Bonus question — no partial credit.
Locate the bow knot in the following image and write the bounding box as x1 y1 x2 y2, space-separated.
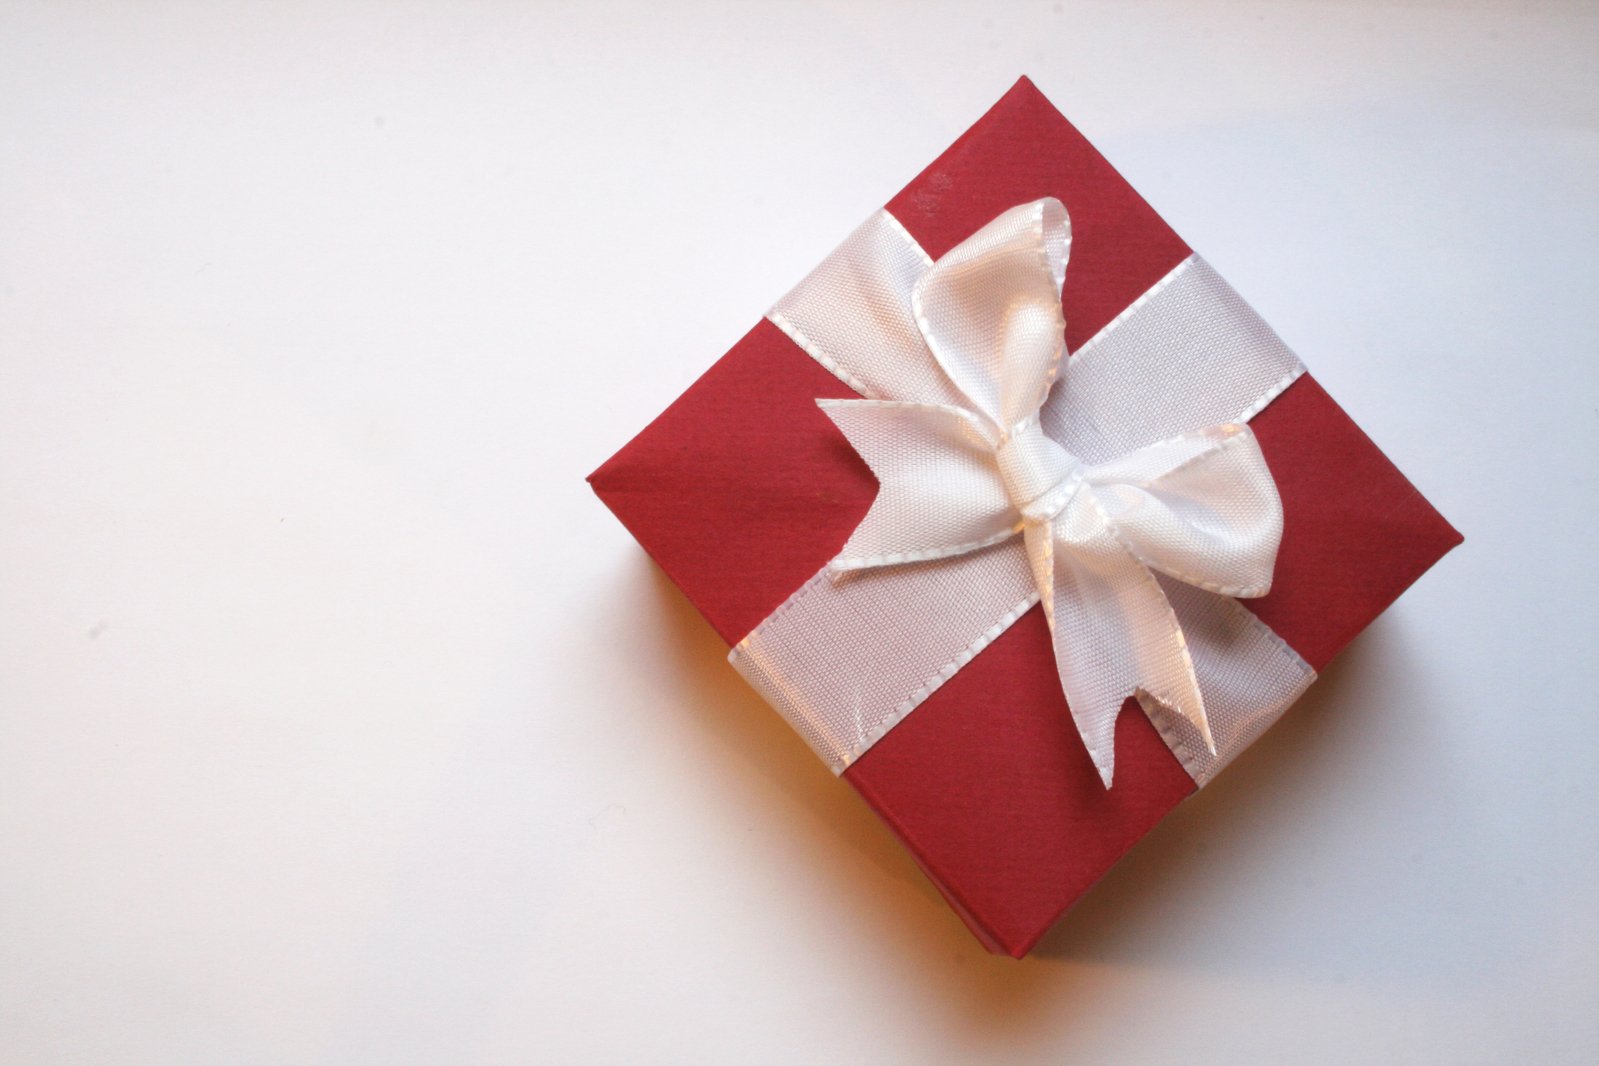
819 199 1285 787
995 417 1081 522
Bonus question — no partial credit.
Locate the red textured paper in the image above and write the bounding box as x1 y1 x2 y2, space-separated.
589 78 1461 957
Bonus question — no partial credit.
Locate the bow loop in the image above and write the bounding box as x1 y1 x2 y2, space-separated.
912 199 1070 432
1086 424 1283 598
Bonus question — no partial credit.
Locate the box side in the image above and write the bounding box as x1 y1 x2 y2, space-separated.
1247 374 1464 672
589 320 870 646
842 371 1462 957
886 77 1191 351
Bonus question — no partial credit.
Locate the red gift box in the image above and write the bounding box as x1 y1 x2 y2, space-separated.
589 77 1461 957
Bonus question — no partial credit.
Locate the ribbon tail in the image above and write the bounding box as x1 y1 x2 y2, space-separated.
1038 512 1214 788
817 399 1018 572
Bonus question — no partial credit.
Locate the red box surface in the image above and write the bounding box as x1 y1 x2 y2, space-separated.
589 78 1461 957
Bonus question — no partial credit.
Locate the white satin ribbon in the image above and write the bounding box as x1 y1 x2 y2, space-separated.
734 200 1315 787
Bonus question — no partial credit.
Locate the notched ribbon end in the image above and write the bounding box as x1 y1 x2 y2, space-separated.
1094 759 1115 791
1140 686 1220 759
1186 702 1219 759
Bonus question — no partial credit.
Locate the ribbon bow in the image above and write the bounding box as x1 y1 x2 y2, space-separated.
818 199 1285 787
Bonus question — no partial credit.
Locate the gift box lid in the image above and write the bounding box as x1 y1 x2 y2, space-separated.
588 77 1461 957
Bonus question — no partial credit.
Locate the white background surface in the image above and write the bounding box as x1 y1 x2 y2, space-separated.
2 2 1596 1063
